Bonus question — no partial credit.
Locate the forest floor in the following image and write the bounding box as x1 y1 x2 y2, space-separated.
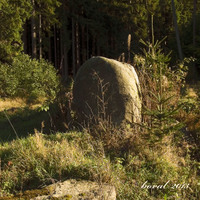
0 98 51 142
0 86 199 200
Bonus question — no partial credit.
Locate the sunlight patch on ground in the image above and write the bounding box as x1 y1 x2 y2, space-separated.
0 98 44 111
0 98 26 111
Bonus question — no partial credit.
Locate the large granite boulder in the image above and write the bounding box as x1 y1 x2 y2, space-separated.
73 56 141 125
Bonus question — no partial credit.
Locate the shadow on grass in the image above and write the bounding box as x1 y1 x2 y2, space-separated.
0 106 61 143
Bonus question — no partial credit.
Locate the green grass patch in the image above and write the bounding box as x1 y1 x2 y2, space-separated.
0 107 51 142
0 130 199 200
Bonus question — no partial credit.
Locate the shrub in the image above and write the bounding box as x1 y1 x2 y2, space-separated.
134 38 190 142
0 54 60 103
178 85 200 161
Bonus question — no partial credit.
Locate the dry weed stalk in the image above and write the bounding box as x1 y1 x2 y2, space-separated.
127 34 131 63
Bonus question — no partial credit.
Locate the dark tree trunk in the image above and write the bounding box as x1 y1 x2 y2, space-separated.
86 25 89 60
97 42 100 56
39 5 42 59
191 0 198 81
63 43 68 78
54 25 57 68
76 22 80 70
61 2 69 79
60 24 69 78
72 18 76 77
60 31 64 76
81 25 86 63
22 22 28 54
171 0 183 60
48 33 52 62
193 0 197 51
92 36 96 56
31 0 37 58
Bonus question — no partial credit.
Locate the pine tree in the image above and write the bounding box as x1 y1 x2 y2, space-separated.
0 0 32 63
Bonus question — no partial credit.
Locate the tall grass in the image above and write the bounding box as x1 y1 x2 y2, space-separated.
0 40 199 199
0 127 199 199
0 131 115 195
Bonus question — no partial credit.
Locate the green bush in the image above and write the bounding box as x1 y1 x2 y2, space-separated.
0 54 60 102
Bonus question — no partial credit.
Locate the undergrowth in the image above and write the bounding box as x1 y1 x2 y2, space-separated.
0 128 199 199
0 39 200 200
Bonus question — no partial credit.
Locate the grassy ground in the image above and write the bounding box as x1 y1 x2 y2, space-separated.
0 129 199 200
0 93 199 200
0 98 52 142
0 98 68 142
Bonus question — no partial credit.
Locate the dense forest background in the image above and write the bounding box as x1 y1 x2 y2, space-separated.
1 0 200 80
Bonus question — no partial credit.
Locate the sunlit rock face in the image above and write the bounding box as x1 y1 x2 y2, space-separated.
30 179 116 200
73 56 142 125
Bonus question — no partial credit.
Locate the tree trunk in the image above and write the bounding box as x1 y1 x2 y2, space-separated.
86 25 89 60
61 2 69 79
61 30 69 79
81 25 86 63
72 18 76 77
171 0 183 60
191 0 198 81
63 43 68 78
76 22 80 70
97 42 100 56
60 24 69 78
57 29 61 71
193 0 197 52
92 36 96 56
22 22 27 54
54 25 57 68
39 4 42 59
31 0 37 59
48 33 52 62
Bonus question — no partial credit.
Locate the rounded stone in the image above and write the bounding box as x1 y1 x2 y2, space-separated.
72 56 141 125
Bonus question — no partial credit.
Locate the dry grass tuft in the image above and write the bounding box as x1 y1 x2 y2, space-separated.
0 98 46 112
0 98 26 111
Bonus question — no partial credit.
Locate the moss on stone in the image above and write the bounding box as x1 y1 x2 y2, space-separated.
0 190 72 200
0 188 49 200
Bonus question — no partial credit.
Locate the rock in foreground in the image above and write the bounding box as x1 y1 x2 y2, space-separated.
31 179 116 200
73 56 141 125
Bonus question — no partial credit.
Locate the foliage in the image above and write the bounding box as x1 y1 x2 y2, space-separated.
0 54 60 103
136 37 172 79
0 0 199 78
178 85 200 162
35 0 61 30
134 38 188 141
182 12 200 67
0 0 32 63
